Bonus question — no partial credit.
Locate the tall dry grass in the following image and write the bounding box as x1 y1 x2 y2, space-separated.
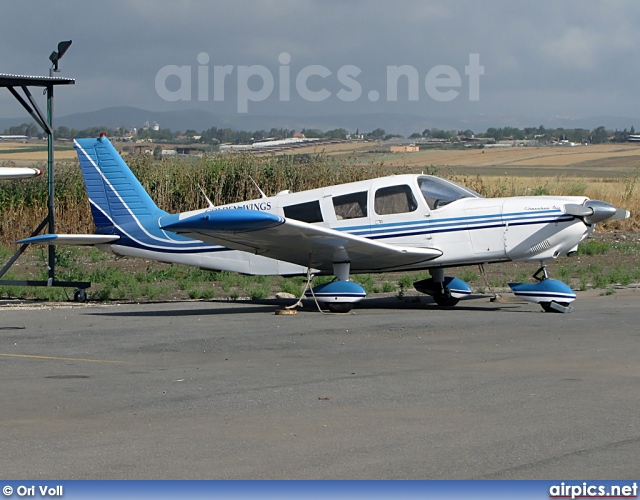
0 154 637 245
0 153 386 243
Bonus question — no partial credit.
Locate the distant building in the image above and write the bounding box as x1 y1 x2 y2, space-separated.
496 139 540 147
176 146 206 156
390 145 419 153
132 145 152 154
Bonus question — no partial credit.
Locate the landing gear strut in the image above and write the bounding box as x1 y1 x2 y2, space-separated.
532 262 549 282
430 268 459 307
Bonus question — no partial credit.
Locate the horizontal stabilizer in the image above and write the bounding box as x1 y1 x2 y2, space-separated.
162 209 285 233
15 234 120 246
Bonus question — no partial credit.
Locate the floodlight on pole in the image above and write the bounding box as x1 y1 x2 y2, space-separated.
49 40 72 74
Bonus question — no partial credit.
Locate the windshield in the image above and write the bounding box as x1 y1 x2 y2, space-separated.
418 176 483 210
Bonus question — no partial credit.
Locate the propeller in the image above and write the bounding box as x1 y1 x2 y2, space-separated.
564 200 630 224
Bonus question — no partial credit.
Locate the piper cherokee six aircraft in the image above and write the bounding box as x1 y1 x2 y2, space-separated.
17 135 630 312
0 167 42 180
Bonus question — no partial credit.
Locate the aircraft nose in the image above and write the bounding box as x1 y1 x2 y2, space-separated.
583 200 630 224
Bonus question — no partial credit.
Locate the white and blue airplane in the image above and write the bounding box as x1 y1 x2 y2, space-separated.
0 167 41 180
17 135 630 312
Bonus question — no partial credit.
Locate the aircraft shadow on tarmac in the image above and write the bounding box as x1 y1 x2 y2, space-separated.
86 295 516 318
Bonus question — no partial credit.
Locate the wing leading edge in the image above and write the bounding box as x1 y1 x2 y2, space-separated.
160 209 442 272
15 234 120 246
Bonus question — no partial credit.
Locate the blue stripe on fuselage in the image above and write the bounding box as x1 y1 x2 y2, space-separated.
336 210 572 239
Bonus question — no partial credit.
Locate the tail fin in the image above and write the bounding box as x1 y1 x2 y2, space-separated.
74 135 166 229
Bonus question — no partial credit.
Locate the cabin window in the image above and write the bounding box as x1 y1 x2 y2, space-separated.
283 200 324 223
374 185 418 215
332 191 368 220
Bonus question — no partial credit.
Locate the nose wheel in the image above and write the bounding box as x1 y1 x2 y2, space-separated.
540 301 573 313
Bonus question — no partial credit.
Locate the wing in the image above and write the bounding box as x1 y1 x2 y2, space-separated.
15 234 120 246
0 167 42 180
160 209 442 272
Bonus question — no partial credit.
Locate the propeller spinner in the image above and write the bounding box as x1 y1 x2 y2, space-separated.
564 200 630 225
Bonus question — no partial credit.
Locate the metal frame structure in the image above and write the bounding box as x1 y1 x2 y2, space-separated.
0 73 90 299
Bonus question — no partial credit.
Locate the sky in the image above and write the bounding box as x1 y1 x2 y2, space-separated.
1 0 639 131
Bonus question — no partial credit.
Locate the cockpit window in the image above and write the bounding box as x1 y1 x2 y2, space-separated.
418 176 483 210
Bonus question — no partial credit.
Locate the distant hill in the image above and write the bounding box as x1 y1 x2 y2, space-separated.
1 106 639 138
56 106 231 132
0 107 232 135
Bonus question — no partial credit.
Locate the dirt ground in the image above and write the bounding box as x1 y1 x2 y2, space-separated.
0 141 77 164
291 142 640 177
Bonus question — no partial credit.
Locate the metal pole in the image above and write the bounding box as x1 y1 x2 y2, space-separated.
47 84 55 284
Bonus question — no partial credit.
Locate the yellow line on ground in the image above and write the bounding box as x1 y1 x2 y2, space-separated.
0 353 125 364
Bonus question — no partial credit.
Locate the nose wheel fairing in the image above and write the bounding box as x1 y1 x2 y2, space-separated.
508 274 576 313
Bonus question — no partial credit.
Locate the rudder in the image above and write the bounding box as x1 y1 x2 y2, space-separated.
74 135 166 229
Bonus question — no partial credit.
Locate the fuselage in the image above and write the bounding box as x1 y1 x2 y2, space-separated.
104 174 593 276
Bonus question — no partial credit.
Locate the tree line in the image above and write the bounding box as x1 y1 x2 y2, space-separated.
3 122 638 145
409 125 637 144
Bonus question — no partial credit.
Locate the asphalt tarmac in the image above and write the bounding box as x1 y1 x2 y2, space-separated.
1 290 639 479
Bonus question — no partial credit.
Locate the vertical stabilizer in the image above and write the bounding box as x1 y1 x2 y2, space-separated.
74 136 166 229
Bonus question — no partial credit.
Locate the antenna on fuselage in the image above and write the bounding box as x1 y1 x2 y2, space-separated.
249 176 267 199
198 185 215 209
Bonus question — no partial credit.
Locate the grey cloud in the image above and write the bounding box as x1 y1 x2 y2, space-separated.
1 0 639 128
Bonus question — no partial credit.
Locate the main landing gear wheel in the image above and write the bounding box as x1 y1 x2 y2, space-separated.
326 302 354 313
432 294 460 307
414 276 471 308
